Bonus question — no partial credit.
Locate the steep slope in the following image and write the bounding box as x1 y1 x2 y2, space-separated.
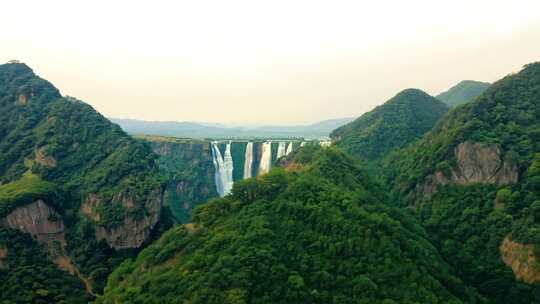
140 136 218 223
436 80 490 107
331 89 448 162
384 62 540 303
0 62 167 299
97 146 482 304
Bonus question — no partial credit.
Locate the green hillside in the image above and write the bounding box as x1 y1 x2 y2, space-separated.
331 89 448 163
436 80 490 107
384 62 540 303
97 146 482 304
0 62 168 300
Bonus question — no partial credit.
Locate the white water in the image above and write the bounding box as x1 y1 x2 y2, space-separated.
211 142 234 197
243 142 254 179
276 141 286 159
285 142 293 155
319 140 331 147
300 141 306 147
258 141 272 175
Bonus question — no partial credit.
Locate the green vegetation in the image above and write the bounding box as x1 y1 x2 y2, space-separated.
0 227 90 304
436 80 490 107
383 62 540 302
143 138 218 222
0 62 166 297
331 89 448 164
97 146 481 304
0 171 56 217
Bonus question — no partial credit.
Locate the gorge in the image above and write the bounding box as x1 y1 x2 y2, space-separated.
141 137 311 222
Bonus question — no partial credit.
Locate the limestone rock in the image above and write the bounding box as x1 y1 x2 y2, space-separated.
80 189 163 249
500 236 540 284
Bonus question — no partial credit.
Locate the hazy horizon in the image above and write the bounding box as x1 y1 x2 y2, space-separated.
2 0 540 124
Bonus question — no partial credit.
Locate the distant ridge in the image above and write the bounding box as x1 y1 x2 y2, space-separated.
436 80 490 107
110 117 354 139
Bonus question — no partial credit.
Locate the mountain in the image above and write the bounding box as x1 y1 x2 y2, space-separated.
330 89 448 162
436 80 490 107
97 146 482 304
111 117 354 139
0 62 170 301
383 62 540 303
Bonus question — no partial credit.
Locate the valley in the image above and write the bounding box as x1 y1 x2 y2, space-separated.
1 56 539 304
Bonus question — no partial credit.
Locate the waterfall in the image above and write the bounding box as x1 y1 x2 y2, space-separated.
276 141 286 159
223 142 234 193
300 141 306 147
285 142 293 155
319 140 331 147
258 141 272 175
211 142 234 197
243 142 254 179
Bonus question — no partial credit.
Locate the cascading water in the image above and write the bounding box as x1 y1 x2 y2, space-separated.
258 141 272 175
300 141 306 147
276 141 286 159
223 142 234 192
285 142 293 155
211 142 234 197
243 142 253 179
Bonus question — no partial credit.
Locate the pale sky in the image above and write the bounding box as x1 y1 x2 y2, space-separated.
2 0 540 124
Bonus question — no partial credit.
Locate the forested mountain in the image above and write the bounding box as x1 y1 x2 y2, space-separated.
111 117 353 139
97 146 482 304
436 80 490 107
330 89 448 163
0 62 169 302
383 62 540 303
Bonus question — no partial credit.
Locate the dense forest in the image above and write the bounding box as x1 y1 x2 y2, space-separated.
2 59 540 304
383 62 540 302
0 62 169 301
331 89 448 165
97 146 483 304
435 80 491 107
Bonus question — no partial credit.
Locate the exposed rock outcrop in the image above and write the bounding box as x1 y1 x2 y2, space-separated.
417 141 518 198
500 236 540 284
16 94 27 105
1 200 65 246
452 142 518 184
80 189 162 249
35 146 57 168
0 247 6 268
0 200 76 274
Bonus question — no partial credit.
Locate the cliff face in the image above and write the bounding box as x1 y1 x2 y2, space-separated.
0 200 76 273
452 142 518 184
417 141 518 198
500 236 540 284
143 138 217 222
0 246 6 268
80 189 162 249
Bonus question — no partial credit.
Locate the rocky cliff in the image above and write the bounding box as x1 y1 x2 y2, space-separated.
417 141 518 198
500 236 540 284
140 136 217 223
0 200 76 273
80 190 162 249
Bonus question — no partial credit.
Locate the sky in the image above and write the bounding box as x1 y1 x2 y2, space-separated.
2 0 540 125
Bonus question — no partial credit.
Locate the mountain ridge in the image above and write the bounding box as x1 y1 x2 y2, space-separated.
331 88 449 163
111 117 354 139
436 80 490 107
